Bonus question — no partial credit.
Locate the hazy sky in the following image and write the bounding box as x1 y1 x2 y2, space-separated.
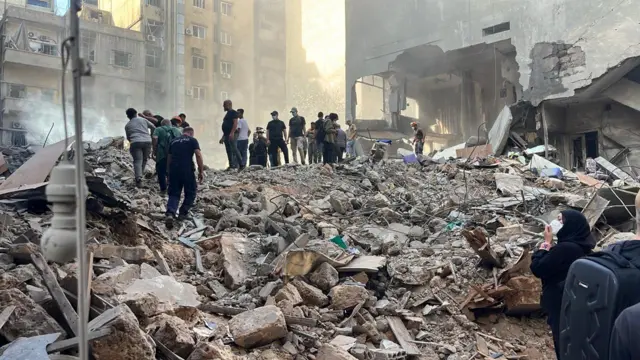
301 0 345 78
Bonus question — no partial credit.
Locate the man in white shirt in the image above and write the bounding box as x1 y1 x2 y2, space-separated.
236 109 251 170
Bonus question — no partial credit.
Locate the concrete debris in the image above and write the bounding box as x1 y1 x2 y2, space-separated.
228 305 287 348
0 135 613 359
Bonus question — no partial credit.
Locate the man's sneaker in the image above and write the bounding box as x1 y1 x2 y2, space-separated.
135 179 142 188
177 212 190 221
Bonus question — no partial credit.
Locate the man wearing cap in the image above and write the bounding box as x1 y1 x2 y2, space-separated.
266 111 289 166
288 107 307 165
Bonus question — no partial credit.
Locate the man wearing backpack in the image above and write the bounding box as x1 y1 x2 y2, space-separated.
559 190 640 360
153 119 182 194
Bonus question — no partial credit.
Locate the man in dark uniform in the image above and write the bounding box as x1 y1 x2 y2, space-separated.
266 111 289 166
165 127 204 228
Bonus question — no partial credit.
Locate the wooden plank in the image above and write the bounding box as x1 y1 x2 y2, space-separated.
87 251 94 297
0 137 72 191
595 156 639 185
88 305 126 332
153 248 174 277
456 144 493 159
387 316 421 356
31 253 79 335
194 248 205 274
576 172 603 189
47 328 112 353
0 305 16 330
461 228 503 268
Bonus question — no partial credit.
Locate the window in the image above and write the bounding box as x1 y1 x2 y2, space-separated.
41 89 55 102
84 0 98 5
192 25 206 39
111 50 132 68
220 30 232 46
191 86 206 100
220 61 232 77
81 31 97 62
193 0 204 9
482 22 510 36
146 46 162 68
221 1 232 15
145 0 161 6
113 93 129 108
38 43 57 56
192 55 205 70
8 84 26 98
220 91 228 102
27 0 51 9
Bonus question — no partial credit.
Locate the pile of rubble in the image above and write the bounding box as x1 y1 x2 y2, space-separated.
0 136 635 360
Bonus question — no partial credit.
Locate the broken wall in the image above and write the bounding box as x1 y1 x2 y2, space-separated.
345 0 640 121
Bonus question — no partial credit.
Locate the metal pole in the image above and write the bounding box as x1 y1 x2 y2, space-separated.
69 1 88 360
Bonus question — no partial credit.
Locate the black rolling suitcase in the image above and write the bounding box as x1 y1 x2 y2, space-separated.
559 246 640 360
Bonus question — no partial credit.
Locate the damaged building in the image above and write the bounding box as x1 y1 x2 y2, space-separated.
345 0 640 172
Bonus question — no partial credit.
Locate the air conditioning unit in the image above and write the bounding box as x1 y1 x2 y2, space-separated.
39 35 49 42
11 121 24 129
221 73 231 79
27 32 35 38
191 47 201 55
147 35 156 42
186 89 193 96
185 29 193 36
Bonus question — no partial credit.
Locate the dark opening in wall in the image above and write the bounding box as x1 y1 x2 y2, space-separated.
483 22 510 36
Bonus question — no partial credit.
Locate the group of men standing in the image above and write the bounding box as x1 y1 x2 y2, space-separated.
221 101 358 170
124 108 204 228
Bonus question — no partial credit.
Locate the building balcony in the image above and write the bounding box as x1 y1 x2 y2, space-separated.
4 49 61 71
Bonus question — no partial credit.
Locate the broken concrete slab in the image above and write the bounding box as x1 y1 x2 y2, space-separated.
317 343 359 360
488 106 513 155
337 256 387 273
329 190 353 215
291 278 329 307
88 244 154 263
124 275 200 308
90 305 156 360
140 263 163 279
274 282 303 305
0 288 66 342
92 264 141 296
330 285 370 310
150 314 196 359
220 233 251 290
118 292 163 318
228 305 287 349
186 340 238 360
309 262 340 292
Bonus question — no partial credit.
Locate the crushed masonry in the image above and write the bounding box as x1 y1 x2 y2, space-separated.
0 134 633 359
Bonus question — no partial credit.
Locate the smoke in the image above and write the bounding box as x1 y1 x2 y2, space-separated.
20 96 125 146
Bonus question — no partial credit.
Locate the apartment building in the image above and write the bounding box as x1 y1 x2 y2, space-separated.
0 4 145 145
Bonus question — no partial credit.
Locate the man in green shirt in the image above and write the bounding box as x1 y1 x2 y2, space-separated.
153 119 183 193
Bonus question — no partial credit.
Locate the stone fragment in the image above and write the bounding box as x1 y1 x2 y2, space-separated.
118 292 162 318
378 207 402 222
125 275 200 308
92 264 141 296
428 218 448 232
140 263 163 279
330 285 370 310
0 288 67 341
220 233 250 289
309 262 339 291
276 299 305 317
91 305 156 360
292 278 329 306
0 273 21 291
329 190 353 214
151 315 196 358
259 279 282 300
88 244 154 262
187 340 238 360
372 193 391 208
274 282 303 305
228 305 287 349
317 344 359 360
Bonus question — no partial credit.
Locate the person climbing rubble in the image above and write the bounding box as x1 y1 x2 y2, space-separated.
152 118 182 194
165 127 204 227
124 107 155 188
411 121 424 155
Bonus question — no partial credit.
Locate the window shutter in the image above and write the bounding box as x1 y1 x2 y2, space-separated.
109 50 114 65
213 54 219 73
213 25 219 43
214 0 220 12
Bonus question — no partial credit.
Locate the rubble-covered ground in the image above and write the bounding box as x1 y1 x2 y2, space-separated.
2 137 626 360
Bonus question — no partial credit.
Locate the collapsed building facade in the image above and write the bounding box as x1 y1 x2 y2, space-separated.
345 0 640 171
